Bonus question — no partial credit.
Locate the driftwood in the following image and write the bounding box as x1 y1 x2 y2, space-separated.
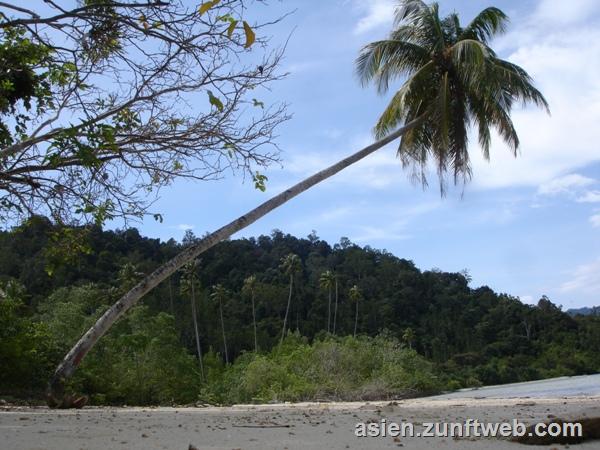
511 417 600 445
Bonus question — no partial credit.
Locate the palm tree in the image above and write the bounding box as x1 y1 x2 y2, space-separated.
117 263 144 291
402 327 415 350
180 259 204 380
210 284 229 364
332 273 340 335
279 253 301 345
349 285 362 337
242 275 259 352
1 279 26 302
356 1 547 188
319 270 335 333
48 1 548 404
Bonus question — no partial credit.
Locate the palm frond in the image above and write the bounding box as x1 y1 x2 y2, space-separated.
394 0 429 24
450 39 489 71
355 39 429 93
468 98 492 159
460 7 509 44
437 72 451 150
488 58 550 112
423 2 446 51
374 61 434 138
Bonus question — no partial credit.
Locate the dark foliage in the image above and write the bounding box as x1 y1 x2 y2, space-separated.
1 218 598 403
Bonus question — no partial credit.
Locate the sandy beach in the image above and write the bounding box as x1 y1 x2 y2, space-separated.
1 394 599 450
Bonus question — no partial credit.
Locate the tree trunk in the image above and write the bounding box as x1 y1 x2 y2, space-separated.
280 274 293 345
219 297 229 364
327 288 332 333
251 291 258 352
168 277 174 315
190 282 204 380
354 299 359 338
47 118 422 403
333 278 338 335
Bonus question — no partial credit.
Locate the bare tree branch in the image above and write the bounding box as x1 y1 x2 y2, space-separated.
0 0 289 225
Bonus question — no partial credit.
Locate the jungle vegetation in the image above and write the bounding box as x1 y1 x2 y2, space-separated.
1 218 598 405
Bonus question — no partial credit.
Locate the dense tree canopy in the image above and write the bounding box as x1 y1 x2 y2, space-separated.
1 219 598 404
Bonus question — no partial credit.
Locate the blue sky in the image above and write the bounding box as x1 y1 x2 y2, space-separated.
136 0 600 309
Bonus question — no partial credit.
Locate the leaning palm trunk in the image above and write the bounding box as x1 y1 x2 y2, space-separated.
190 282 204 380
47 118 422 404
280 274 293 346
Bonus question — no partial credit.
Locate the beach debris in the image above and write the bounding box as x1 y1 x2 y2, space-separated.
511 417 600 445
46 393 88 409
232 423 291 428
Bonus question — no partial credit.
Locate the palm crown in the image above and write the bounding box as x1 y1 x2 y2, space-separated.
280 253 301 276
356 0 549 190
210 284 228 303
242 275 257 295
319 270 335 289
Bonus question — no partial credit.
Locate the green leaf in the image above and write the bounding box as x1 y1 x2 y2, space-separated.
243 21 256 48
199 0 220 16
252 98 264 109
207 90 224 112
217 14 235 23
223 142 236 158
252 172 268 192
227 20 238 38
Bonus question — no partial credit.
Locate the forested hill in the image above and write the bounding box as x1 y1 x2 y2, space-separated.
1 217 599 404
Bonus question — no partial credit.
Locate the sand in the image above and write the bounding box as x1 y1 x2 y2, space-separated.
1 395 599 449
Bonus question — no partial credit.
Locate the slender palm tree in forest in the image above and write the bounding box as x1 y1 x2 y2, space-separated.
349 285 362 337
180 259 204 380
242 275 259 352
0 279 26 302
117 263 144 292
332 274 340 335
280 253 301 345
210 284 230 364
48 0 549 405
403 327 416 349
319 270 335 333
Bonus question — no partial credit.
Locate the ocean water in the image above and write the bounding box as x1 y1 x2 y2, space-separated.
433 373 600 399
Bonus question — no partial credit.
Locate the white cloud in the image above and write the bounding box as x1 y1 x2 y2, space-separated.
470 7 600 190
353 0 395 35
534 0 598 26
352 225 411 242
590 213 600 228
560 258 600 295
170 223 194 231
537 174 595 195
577 191 600 203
